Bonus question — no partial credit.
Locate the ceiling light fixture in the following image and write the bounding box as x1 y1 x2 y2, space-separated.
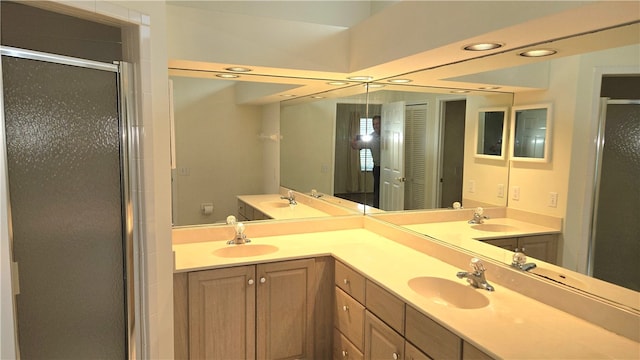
328 81 348 86
463 42 503 51
216 74 240 79
347 75 373 81
519 49 557 57
224 66 252 72
367 84 385 88
388 79 412 83
478 86 500 90
279 94 295 97
451 90 470 93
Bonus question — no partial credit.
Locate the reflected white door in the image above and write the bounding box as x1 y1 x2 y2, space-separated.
380 101 406 210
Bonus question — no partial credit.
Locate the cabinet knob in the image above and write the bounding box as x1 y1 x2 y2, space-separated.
343 278 349 285
260 277 266 284
392 352 400 360
342 305 349 312
248 279 254 285
341 350 348 358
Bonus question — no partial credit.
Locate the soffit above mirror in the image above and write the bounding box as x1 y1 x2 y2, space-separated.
169 19 638 106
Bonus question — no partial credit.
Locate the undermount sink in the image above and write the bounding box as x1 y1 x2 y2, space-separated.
408 276 490 309
213 244 279 258
471 223 518 232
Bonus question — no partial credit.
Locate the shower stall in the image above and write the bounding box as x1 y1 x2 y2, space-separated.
589 97 640 292
1 46 136 358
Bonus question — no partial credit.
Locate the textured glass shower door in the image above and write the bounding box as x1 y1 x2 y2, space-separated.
2 51 126 358
592 101 640 292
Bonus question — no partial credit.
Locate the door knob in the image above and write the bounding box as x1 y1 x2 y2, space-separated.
248 279 254 285
260 277 266 284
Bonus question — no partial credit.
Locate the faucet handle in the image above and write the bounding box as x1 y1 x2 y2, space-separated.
470 258 485 273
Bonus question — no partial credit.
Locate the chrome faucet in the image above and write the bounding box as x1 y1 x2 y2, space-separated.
280 190 297 205
457 258 495 291
468 207 489 224
511 248 537 271
227 222 251 245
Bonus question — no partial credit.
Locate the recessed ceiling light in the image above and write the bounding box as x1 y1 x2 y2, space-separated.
347 76 373 81
478 86 500 90
328 81 348 86
367 84 385 88
216 74 240 79
451 90 470 93
224 66 252 72
463 43 503 51
388 79 412 83
279 94 295 97
311 96 325 99
519 49 557 57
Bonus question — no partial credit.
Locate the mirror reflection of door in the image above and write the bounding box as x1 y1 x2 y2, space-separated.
440 99 466 208
380 101 406 210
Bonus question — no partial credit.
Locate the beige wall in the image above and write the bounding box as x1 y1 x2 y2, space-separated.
171 77 263 225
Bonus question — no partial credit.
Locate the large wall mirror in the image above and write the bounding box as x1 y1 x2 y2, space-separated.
281 84 513 212
169 17 639 312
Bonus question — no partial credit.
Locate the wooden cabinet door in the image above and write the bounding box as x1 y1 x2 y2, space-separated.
256 258 315 360
518 235 557 264
364 310 404 360
188 266 256 360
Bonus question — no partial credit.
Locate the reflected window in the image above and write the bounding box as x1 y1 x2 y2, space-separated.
359 117 374 171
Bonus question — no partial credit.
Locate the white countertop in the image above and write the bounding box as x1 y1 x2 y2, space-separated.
238 194 333 219
173 225 640 359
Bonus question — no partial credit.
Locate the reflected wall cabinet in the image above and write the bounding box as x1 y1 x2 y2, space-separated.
509 103 552 163
475 107 508 160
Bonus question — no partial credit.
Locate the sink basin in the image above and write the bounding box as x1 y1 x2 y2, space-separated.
260 201 291 209
471 223 518 232
213 244 279 258
408 277 490 309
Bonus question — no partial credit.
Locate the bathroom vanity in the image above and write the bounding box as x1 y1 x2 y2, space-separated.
172 215 639 359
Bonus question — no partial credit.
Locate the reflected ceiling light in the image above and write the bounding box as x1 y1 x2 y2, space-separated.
216 74 240 79
347 75 373 81
328 81 348 86
519 49 557 57
451 90 470 93
463 42 503 51
224 66 252 72
388 79 412 83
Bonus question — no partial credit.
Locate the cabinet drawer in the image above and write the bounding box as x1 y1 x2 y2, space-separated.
405 341 432 360
364 310 404 360
405 305 461 360
366 280 405 335
335 287 366 351
335 261 366 304
333 329 364 360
